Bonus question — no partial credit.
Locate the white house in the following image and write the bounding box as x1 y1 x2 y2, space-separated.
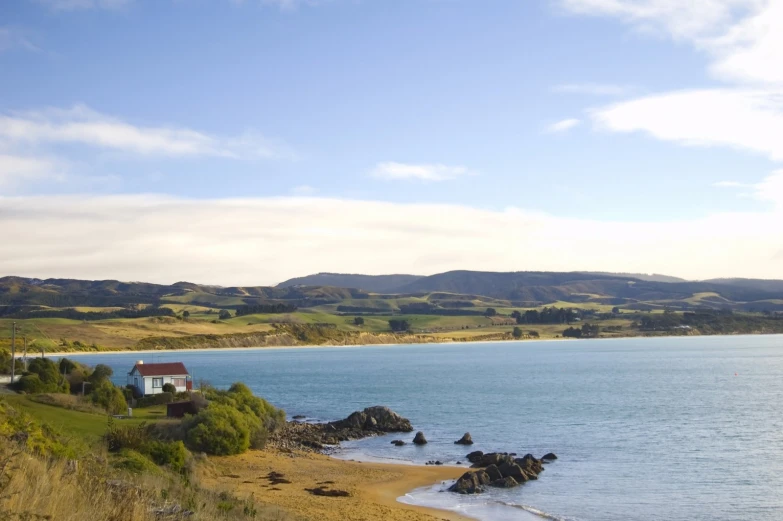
127 361 191 396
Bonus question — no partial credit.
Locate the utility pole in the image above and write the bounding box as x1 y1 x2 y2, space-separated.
10 322 16 383
22 337 27 372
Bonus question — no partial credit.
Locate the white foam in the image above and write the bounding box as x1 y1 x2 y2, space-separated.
398 483 562 521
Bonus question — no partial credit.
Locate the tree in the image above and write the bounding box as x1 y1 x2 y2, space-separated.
389 319 410 332
612 307 621 314
162 382 176 394
484 308 497 317
91 380 128 414
218 309 232 320
353 316 365 326
512 327 523 339
511 310 522 323
89 364 114 385
183 310 190 319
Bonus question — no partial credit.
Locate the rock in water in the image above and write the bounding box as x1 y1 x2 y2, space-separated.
329 406 413 433
454 433 474 445
489 476 519 488
541 452 558 461
466 451 484 464
391 440 406 446
484 464 502 482
413 431 428 445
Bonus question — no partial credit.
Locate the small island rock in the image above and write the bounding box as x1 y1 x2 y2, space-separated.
541 452 558 461
454 433 474 445
391 440 406 446
413 431 428 445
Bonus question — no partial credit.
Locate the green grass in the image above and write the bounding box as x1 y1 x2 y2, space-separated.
3 396 170 445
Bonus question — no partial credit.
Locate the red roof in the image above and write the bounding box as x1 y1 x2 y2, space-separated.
131 362 189 377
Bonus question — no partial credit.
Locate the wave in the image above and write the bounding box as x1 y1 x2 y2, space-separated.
496 501 574 521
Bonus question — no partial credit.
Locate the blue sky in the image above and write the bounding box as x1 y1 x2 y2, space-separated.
1 0 782 284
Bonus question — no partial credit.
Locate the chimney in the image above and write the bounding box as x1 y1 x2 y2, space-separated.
137 360 144 365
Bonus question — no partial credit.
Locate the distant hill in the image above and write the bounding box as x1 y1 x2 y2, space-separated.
582 272 687 283
276 273 423 293
3 270 783 312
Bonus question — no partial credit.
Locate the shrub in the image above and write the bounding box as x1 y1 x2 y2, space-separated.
105 418 150 452
17 358 68 394
162 383 176 394
91 381 128 414
147 440 187 471
112 449 160 474
183 404 252 456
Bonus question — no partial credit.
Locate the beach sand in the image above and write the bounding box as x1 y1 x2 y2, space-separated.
198 448 471 521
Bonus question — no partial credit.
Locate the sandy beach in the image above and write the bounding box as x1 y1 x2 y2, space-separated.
198 448 471 521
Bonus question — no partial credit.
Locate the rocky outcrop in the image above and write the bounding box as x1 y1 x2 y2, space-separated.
454 433 473 445
269 406 414 452
449 470 491 495
466 451 484 464
542 452 558 461
451 451 554 495
413 431 428 445
329 406 414 433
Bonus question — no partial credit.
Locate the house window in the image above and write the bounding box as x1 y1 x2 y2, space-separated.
152 378 163 388
173 378 186 388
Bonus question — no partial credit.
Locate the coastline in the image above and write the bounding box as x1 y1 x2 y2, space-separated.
199 448 472 521
36 331 780 358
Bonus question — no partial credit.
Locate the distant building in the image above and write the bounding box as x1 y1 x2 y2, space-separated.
127 361 191 396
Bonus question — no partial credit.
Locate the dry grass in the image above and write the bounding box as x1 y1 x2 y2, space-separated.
0 444 299 521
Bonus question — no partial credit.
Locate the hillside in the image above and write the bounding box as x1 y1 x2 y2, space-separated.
277 273 423 292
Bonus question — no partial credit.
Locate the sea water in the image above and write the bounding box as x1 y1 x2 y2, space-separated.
65 335 783 521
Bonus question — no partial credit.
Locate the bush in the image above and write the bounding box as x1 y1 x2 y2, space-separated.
112 449 161 474
91 381 128 414
183 404 252 456
162 383 176 394
147 440 187 471
16 374 46 394
105 418 150 452
16 358 69 394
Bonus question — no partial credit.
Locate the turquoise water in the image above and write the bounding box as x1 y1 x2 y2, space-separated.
66 335 783 521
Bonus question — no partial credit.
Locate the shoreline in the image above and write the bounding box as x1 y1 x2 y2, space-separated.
35 331 782 358
200 448 472 521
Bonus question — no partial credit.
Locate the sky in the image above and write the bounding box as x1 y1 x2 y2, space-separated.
1 0 782 285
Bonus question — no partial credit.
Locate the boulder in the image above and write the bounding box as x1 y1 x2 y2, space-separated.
391 440 406 446
484 464 502 482
449 472 484 495
413 431 428 445
541 452 558 461
454 433 473 445
515 454 543 476
489 476 519 488
477 453 514 468
498 462 529 483
466 451 484 464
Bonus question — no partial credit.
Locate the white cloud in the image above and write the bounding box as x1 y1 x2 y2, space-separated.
370 162 475 182
0 105 293 160
545 118 581 133
0 195 780 284
554 83 632 96
33 0 132 10
591 89 783 161
752 169 783 205
0 154 64 188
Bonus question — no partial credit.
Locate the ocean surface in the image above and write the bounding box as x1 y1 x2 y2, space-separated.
64 335 783 521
